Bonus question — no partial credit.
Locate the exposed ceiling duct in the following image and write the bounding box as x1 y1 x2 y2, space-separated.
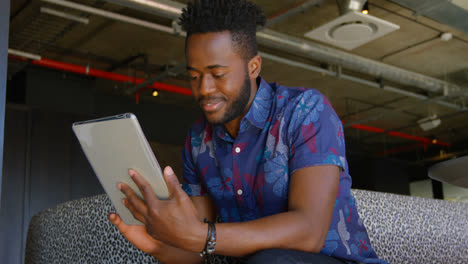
336 0 366 14
389 0 468 34
256 28 458 94
98 0 463 98
304 0 400 50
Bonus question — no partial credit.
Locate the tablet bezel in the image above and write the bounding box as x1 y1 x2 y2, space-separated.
72 113 169 225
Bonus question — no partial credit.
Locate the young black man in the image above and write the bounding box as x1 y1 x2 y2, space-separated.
109 1 386 263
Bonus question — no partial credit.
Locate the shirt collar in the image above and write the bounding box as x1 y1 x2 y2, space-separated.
243 77 275 130
213 77 274 142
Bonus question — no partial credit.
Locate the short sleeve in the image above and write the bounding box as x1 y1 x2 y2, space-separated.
181 129 206 196
288 91 346 174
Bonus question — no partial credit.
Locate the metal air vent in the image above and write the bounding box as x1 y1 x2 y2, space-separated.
304 11 400 50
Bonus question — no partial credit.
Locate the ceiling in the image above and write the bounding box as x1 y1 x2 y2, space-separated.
7 0 468 165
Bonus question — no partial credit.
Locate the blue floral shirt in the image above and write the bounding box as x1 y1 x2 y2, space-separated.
182 77 387 263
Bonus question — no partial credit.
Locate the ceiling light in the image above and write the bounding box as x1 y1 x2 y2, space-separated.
128 0 182 15
7 49 42 60
304 11 399 50
440 32 453 42
362 2 369 14
152 90 159 97
418 115 441 131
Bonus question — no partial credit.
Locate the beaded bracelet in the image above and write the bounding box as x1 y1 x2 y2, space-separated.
200 219 217 257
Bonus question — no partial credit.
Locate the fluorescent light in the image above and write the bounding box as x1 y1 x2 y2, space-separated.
7 49 42 61
41 7 89 24
418 115 441 131
129 0 182 15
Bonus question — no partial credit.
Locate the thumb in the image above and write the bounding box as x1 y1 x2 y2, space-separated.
163 166 182 197
108 213 129 234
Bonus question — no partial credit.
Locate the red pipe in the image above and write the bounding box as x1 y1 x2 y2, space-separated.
349 124 385 133
135 86 154 104
342 121 451 148
28 57 192 96
8 54 451 150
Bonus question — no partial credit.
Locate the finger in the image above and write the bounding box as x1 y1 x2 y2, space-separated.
163 166 183 199
108 213 129 233
128 169 159 206
118 182 148 215
122 198 146 224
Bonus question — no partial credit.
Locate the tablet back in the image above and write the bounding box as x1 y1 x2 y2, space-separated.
72 113 169 225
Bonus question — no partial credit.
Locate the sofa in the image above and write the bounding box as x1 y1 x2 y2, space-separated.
25 189 468 263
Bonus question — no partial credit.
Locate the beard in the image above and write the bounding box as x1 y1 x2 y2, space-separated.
205 73 252 126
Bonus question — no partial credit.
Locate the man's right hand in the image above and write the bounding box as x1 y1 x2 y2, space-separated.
108 213 162 257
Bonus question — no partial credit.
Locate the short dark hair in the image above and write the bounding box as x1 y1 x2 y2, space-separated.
179 0 266 60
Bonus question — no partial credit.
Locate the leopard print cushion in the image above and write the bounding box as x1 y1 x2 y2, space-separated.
25 195 160 263
351 189 468 263
25 190 468 263
25 195 235 264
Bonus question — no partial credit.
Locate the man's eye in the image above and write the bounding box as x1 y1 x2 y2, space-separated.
190 75 198 80
213 74 225 79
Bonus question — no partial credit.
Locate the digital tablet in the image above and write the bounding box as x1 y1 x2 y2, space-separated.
72 113 169 225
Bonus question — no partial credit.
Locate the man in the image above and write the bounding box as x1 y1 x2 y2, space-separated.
108 0 386 263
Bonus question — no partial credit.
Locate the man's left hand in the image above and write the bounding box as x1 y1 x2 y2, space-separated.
118 166 207 253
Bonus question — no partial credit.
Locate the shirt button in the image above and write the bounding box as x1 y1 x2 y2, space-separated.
237 189 243 196
235 147 241 153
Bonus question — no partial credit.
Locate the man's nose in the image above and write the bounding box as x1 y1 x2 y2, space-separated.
198 74 216 96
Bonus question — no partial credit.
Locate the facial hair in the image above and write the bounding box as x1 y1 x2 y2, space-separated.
207 73 251 125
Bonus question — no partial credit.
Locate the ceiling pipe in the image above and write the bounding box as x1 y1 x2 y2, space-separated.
97 0 464 95
266 0 324 27
128 63 186 95
40 7 90 24
41 0 177 35
256 29 460 95
8 54 192 96
341 122 450 147
259 52 464 111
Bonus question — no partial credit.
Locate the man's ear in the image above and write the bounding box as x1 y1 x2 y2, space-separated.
248 55 262 79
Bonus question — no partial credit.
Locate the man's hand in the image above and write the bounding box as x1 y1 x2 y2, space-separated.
117 166 207 253
108 213 163 256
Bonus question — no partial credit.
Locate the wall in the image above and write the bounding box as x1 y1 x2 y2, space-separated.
0 106 103 264
348 154 427 195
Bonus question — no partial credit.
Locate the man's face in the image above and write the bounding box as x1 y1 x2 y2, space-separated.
186 31 253 125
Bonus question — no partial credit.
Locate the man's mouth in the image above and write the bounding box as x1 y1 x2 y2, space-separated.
200 98 225 113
